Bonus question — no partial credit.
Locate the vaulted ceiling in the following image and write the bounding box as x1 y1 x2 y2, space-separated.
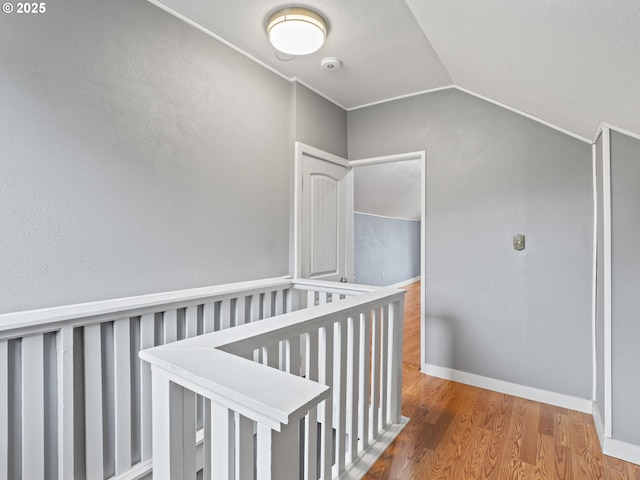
151 0 640 140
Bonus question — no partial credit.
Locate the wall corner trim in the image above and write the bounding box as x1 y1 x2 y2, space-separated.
594 404 640 465
422 363 593 414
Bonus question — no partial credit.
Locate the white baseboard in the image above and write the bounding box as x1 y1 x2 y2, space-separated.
422 363 592 413
388 277 420 289
592 401 606 447
592 401 640 466
603 437 640 466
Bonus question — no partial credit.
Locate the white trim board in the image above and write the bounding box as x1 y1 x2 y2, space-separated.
388 277 420 289
354 211 420 223
349 151 425 167
422 363 593 414
347 86 456 112
602 128 613 438
596 122 640 144
591 143 598 402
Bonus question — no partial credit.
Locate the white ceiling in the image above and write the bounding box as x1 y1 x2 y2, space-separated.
405 0 640 140
152 0 640 141
151 0 452 109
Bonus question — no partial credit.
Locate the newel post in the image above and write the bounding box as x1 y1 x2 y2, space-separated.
256 421 299 480
151 370 197 480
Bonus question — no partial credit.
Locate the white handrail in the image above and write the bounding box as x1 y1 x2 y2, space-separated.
0 276 292 336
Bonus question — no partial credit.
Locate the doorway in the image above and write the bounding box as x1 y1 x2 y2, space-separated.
350 152 426 369
294 144 426 369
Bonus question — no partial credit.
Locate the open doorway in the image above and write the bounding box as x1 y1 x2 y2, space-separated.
350 152 425 369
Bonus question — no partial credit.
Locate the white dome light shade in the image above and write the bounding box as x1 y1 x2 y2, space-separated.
267 8 327 56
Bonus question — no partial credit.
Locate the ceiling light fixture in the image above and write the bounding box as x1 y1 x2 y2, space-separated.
267 7 327 56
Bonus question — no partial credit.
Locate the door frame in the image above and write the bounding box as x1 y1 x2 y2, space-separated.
349 150 426 371
293 142 354 281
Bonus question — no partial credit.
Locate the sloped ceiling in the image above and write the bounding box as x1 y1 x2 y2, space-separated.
151 0 452 108
405 0 640 140
354 160 422 221
150 0 640 140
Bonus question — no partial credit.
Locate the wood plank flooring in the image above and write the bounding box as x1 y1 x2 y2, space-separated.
363 281 640 479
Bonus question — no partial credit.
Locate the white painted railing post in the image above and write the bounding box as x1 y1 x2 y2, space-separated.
210 402 234 479
256 422 299 480
387 299 404 424
58 326 75 479
151 370 196 480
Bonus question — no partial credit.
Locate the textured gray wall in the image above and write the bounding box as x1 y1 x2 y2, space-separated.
610 131 640 444
294 83 347 158
0 0 292 313
594 135 605 424
348 89 593 398
354 213 420 286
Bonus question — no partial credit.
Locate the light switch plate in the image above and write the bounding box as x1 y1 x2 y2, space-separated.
513 234 525 251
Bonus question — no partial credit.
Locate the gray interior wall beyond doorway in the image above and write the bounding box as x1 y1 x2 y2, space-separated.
354 213 420 286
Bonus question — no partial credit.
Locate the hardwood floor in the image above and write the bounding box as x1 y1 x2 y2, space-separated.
363 281 640 479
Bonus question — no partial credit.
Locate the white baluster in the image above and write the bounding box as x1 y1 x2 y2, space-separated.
387 300 404 424
0 340 7 480
114 319 132 474
304 330 319 480
318 325 333 480
84 324 104 479
140 314 155 461
210 402 234 479
370 309 380 438
235 413 254 480
58 326 75 479
380 306 389 430
164 309 178 344
22 334 45 478
358 312 370 451
185 306 198 338
333 320 348 475
347 316 360 464
203 302 216 333
151 372 196 480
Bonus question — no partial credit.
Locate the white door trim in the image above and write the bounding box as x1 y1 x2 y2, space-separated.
349 150 426 369
294 142 353 280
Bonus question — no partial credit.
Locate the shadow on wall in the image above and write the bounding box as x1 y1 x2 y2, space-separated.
424 313 456 369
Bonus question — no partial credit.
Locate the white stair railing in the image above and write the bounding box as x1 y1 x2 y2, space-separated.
141 285 407 480
0 277 405 480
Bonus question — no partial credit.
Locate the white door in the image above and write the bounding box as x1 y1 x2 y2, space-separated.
295 143 353 282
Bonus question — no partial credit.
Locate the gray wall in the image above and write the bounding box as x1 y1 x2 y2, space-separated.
348 89 593 399
0 0 292 313
354 213 420 286
610 131 640 444
294 83 347 158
